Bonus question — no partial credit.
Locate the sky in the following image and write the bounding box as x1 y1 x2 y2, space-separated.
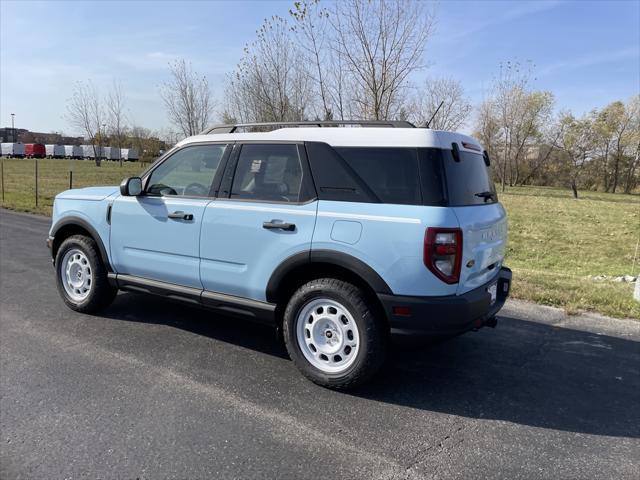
1 0 639 136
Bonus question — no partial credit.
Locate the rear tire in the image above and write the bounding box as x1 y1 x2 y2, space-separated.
55 234 117 313
283 278 387 390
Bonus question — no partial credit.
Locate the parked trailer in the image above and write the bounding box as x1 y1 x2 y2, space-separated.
64 145 83 159
1 143 25 158
104 147 121 161
81 145 105 159
25 143 46 158
81 145 94 159
122 148 139 161
46 144 66 158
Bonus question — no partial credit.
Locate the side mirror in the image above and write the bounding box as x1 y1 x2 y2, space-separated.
120 177 143 196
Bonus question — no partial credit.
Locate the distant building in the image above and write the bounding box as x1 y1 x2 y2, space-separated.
0 127 82 145
0 127 24 143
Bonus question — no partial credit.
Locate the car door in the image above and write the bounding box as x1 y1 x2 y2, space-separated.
199 143 318 301
110 143 230 288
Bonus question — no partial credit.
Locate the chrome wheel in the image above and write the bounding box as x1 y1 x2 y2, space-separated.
296 298 360 374
60 248 93 302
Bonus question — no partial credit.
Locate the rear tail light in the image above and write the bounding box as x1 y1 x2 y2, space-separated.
424 227 462 284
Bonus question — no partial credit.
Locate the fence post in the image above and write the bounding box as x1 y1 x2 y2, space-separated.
35 159 38 207
69 170 73 190
1 157 4 202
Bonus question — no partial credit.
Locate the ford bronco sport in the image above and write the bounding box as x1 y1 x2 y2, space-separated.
48 121 511 389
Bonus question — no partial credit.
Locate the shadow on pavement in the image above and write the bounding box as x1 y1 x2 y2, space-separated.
103 292 640 439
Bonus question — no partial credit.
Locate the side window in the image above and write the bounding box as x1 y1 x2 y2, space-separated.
335 147 422 205
147 144 227 197
231 144 303 202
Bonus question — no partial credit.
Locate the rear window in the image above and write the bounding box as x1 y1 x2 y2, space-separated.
442 150 497 205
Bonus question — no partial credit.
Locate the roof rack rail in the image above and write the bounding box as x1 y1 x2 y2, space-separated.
202 120 416 134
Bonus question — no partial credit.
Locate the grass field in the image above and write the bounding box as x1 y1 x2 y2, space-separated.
0 158 147 216
1 158 639 319
501 186 639 319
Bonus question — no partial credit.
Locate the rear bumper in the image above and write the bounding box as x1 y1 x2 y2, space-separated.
378 267 512 336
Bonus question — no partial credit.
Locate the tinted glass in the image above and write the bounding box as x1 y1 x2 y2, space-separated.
442 150 497 205
231 144 303 202
334 147 421 205
147 144 227 197
418 148 446 205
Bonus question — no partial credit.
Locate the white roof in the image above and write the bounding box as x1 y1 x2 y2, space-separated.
177 128 483 153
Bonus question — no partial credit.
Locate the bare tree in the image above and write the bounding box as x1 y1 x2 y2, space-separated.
331 0 435 120
130 126 165 164
556 112 593 198
160 59 213 138
158 128 181 149
223 16 311 124
130 126 150 163
478 62 554 191
603 97 639 193
290 0 332 120
625 140 640 193
591 107 615 191
66 80 104 166
475 99 501 161
411 77 472 130
326 49 351 120
106 80 127 166
517 114 566 186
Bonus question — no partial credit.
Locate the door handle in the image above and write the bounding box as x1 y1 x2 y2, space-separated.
168 211 194 221
263 221 296 231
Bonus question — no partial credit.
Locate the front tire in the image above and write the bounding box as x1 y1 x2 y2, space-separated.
55 234 117 313
283 278 387 389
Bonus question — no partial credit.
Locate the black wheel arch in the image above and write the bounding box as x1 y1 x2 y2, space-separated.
50 217 112 272
266 250 392 318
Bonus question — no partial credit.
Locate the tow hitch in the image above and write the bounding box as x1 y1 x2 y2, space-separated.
472 315 498 331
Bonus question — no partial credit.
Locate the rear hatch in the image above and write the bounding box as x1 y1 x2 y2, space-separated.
441 147 507 294
318 138 507 297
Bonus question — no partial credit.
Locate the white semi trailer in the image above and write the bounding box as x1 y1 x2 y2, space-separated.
46 144 66 158
104 147 121 161
1 143 25 157
81 145 94 159
121 148 139 161
64 145 84 159
83 145 108 159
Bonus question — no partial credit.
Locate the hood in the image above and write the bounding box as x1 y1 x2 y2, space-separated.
56 186 119 201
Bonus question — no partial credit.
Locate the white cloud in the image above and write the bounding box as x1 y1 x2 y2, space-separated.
115 51 179 71
537 46 640 77
434 0 563 44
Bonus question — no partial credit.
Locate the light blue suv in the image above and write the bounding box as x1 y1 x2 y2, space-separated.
48 121 511 389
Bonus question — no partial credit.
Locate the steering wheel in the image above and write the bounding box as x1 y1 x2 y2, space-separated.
184 182 209 196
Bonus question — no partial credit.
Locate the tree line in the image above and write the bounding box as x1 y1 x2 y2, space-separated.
476 61 639 196
65 0 639 195
65 80 179 165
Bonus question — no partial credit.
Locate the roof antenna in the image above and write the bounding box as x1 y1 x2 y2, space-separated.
425 101 444 129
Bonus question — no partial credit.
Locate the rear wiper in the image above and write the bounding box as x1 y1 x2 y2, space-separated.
474 191 496 202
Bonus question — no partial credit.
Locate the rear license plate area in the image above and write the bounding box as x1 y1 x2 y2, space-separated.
487 282 497 305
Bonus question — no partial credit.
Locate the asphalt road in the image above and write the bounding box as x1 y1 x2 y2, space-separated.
1 208 639 480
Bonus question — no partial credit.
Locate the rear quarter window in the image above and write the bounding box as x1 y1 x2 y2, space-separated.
334 147 421 205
